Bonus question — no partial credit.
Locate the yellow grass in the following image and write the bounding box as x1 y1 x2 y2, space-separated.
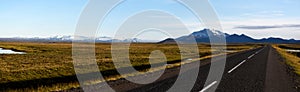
273 44 300 75
0 42 260 91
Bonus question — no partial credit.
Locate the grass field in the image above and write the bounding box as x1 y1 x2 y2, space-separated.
273 44 300 75
273 44 300 89
0 42 261 91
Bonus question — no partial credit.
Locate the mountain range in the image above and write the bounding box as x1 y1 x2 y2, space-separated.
159 29 300 44
0 36 156 43
0 29 299 43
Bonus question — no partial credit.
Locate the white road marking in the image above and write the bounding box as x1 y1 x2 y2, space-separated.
227 47 264 74
256 49 263 54
228 60 247 73
248 54 255 59
200 81 218 92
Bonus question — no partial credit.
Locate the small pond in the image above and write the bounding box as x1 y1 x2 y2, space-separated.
285 49 300 57
0 48 26 54
286 49 300 53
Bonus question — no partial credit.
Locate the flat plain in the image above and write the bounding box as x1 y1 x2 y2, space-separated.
0 42 261 91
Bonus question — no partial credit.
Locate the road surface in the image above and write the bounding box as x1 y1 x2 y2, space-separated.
71 45 298 92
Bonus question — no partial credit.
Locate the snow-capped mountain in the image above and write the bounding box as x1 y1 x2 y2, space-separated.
49 35 74 41
160 29 300 44
0 35 156 43
175 29 228 43
1 29 299 43
190 28 228 38
95 36 112 41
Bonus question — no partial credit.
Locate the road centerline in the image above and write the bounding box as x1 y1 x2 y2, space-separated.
228 48 264 74
248 54 255 59
200 81 218 92
228 60 247 73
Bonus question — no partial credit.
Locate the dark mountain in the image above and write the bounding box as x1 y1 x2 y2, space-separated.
175 28 229 43
257 38 300 43
160 29 300 44
158 38 176 44
226 34 257 43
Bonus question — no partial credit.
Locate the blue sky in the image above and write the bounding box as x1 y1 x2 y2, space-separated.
0 0 300 40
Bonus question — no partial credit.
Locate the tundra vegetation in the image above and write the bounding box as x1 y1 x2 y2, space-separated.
0 42 260 91
273 44 300 88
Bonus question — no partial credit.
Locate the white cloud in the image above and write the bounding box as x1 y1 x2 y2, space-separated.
220 18 300 39
241 11 285 18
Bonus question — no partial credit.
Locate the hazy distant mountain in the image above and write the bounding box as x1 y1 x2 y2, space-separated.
158 38 177 44
1 29 299 44
0 35 156 43
160 29 300 44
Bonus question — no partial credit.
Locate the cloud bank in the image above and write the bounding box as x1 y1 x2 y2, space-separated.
234 24 300 30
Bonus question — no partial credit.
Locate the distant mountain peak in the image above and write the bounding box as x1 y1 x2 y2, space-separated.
191 28 226 38
158 38 176 44
0 35 158 43
159 28 300 44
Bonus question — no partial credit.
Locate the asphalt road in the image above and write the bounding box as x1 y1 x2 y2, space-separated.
76 45 298 92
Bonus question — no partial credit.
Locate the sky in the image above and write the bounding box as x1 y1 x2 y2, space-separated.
0 0 300 40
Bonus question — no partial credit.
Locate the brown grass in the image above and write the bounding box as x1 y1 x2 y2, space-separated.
273 44 300 75
0 42 260 91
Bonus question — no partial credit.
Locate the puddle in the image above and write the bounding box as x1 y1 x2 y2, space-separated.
0 48 26 54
